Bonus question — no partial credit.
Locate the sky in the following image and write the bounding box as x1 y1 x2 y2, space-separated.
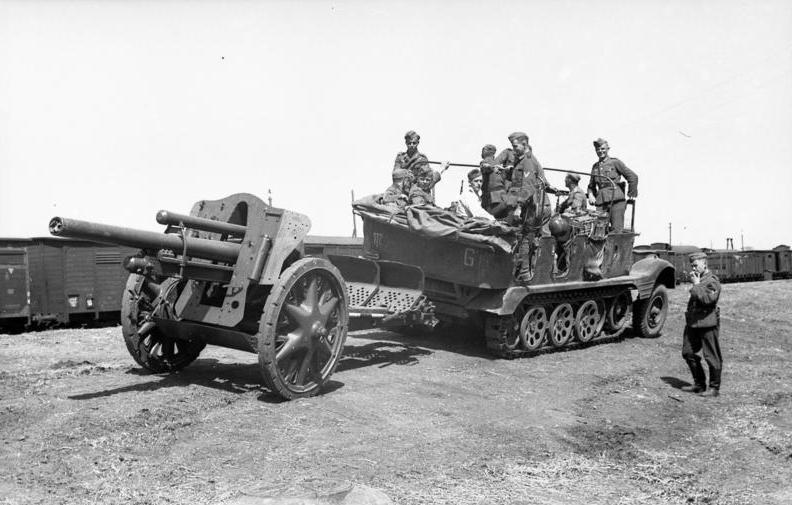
1 0 791 249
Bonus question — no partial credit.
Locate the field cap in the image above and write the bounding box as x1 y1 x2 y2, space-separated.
565 173 581 183
482 144 497 153
508 131 528 142
404 130 420 141
467 168 482 182
593 138 609 148
688 251 707 261
392 168 412 181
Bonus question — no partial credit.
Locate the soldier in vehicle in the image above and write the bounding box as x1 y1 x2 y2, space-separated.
681 252 723 397
408 166 438 206
378 168 412 210
394 130 436 180
479 144 511 219
508 132 558 234
507 132 560 282
587 138 638 232
558 173 587 215
453 168 492 220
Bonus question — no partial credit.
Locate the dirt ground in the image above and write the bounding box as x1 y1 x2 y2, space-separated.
1 280 791 505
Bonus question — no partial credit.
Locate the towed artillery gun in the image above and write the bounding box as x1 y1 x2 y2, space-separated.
50 193 433 400
49 194 338 400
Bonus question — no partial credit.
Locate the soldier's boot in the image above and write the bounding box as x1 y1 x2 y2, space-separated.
699 388 720 398
681 384 705 393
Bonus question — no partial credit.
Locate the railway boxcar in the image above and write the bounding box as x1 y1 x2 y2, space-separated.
0 246 30 326
636 243 701 284
707 249 766 282
0 237 138 327
772 245 791 279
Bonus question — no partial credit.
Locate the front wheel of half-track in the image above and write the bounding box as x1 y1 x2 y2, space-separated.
257 258 349 400
632 284 668 338
121 274 205 373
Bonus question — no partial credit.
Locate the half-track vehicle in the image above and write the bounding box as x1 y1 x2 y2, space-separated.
344 197 675 358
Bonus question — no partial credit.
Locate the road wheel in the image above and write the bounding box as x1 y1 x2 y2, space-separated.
121 274 205 373
605 290 631 332
519 306 548 350
574 300 602 343
632 284 668 338
258 257 349 400
549 303 575 347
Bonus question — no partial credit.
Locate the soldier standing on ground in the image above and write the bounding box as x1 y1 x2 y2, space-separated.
681 252 723 397
587 138 638 232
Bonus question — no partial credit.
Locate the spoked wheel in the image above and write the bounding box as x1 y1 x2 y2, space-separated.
549 303 575 347
258 258 349 400
520 306 548 350
574 300 603 343
121 274 205 373
606 290 631 332
633 284 669 338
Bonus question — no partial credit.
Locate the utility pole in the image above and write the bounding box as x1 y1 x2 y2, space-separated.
267 189 273 207
351 190 357 238
740 230 744 251
668 222 672 245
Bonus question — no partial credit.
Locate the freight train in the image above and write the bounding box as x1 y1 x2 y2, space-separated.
0 236 366 329
3 235 788 329
633 243 791 284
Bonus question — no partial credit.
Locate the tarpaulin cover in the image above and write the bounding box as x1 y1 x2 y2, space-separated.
353 194 520 253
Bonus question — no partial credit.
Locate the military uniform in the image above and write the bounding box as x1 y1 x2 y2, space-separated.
393 150 429 176
559 185 587 214
682 260 723 393
408 185 435 206
587 156 638 232
509 152 553 233
379 183 408 209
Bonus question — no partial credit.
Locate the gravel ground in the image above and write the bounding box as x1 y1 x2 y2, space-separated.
1 280 790 505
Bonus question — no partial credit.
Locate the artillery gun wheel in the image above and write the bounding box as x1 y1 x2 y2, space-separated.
519 306 548 350
632 284 668 338
258 257 349 400
549 303 575 347
121 274 205 373
574 300 604 343
605 290 631 332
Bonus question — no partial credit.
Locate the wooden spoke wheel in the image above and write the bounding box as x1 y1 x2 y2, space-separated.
258 258 349 400
605 290 631 332
121 274 205 373
548 303 575 347
519 306 548 350
574 300 603 343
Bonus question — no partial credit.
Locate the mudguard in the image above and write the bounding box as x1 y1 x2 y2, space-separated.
629 256 675 299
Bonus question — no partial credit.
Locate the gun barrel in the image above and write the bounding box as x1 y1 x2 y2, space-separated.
156 210 247 236
48 217 241 263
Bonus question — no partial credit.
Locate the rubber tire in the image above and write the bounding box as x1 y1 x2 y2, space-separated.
632 284 668 338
